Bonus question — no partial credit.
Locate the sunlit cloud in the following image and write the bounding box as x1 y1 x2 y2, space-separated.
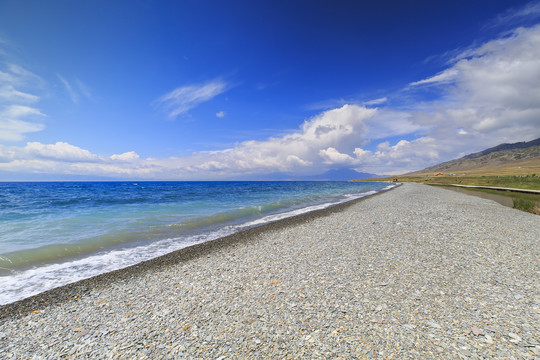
2 23 540 179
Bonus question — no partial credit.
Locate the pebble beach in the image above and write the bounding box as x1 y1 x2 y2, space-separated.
1 183 539 359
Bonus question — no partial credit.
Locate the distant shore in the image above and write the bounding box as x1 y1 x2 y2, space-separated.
1 183 538 358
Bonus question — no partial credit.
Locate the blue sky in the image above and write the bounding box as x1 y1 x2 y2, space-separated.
1 0 540 180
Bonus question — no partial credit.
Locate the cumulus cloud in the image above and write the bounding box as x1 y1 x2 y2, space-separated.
110 151 140 162
0 142 154 178
3 23 540 179
25 142 101 162
154 79 229 118
0 105 375 178
416 25 540 140
216 111 226 118
319 147 355 165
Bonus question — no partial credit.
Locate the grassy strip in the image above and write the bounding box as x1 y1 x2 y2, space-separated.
432 185 540 215
513 199 540 215
360 174 540 191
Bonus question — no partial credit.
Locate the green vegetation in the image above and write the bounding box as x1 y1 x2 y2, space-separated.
434 185 540 215
513 199 540 215
362 174 540 190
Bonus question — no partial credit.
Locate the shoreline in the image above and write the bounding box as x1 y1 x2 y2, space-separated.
0 184 399 319
2 183 538 358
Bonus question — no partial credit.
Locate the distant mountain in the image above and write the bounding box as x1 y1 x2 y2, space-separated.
463 137 540 159
306 168 378 181
414 137 540 174
234 168 378 181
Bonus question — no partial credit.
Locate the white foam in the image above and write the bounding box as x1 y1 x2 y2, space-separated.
0 186 392 305
0 229 231 305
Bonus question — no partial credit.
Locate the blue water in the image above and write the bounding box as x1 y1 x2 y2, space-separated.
0 181 395 305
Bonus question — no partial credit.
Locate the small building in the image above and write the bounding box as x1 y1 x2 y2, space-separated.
434 172 444 177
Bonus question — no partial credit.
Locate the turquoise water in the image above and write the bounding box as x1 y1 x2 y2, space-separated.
0 181 395 304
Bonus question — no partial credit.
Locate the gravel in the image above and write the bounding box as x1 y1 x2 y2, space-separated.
1 183 539 359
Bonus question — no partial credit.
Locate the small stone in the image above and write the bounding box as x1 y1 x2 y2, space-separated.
471 327 485 336
427 321 441 329
508 333 522 343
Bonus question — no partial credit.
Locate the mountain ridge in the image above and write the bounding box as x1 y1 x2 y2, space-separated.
413 137 540 174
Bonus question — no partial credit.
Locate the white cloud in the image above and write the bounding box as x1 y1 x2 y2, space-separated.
363 97 388 106
57 75 92 103
0 105 45 141
430 25 540 139
24 142 100 162
348 24 540 174
154 79 229 118
319 147 355 165
216 111 226 118
75 79 92 99
487 1 540 29
0 105 376 178
0 57 45 142
110 151 140 162
314 24 540 175
0 85 39 103
58 75 79 103
0 64 43 87
0 118 44 142
0 142 154 178
409 68 459 86
307 96 388 111
3 23 540 179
